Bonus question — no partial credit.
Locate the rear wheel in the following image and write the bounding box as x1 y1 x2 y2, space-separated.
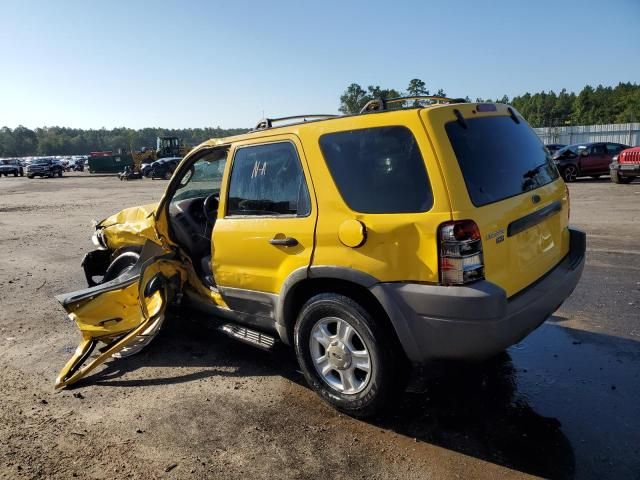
163 170 172 180
294 293 403 418
562 165 578 182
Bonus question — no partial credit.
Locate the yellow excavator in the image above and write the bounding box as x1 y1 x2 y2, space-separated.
122 137 191 179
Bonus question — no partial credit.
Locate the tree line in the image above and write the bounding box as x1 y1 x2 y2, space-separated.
339 80 640 127
0 126 249 158
2 81 639 157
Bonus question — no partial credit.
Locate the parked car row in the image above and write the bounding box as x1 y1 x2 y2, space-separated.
26 158 65 178
545 142 637 184
0 158 24 176
0 155 89 179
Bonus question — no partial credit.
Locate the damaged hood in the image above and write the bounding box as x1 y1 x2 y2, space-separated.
95 203 160 250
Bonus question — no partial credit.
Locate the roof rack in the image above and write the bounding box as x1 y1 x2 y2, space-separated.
255 114 339 130
359 95 464 114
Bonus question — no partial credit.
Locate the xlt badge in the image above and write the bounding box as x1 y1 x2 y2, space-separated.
486 228 505 244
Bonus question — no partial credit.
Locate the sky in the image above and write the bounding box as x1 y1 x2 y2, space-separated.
1 0 639 130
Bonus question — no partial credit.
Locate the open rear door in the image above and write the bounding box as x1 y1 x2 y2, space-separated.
54 241 186 389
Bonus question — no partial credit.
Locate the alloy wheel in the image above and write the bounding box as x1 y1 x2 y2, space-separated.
564 165 578 182
309 316 372 395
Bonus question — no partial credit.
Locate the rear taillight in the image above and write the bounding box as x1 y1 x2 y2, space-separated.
438 220 484 285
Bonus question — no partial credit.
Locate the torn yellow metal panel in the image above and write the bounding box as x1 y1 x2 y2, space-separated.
55 255 186 389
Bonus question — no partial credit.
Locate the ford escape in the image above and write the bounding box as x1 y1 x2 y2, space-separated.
54 97 585 417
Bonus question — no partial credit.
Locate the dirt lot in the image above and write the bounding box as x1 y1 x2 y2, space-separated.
1 173 639 479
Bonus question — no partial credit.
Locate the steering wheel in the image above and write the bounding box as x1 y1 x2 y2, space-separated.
203 194 219 225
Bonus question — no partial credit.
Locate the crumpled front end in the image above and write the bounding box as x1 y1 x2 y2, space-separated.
92 203 161 251
54 198 186 390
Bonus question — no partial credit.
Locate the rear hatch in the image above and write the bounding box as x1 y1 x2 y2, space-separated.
421 104 570 298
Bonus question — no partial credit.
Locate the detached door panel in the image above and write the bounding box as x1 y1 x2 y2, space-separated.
212 137 316 295
55 241 185 388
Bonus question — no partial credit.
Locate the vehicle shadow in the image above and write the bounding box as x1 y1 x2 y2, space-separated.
572 177 610 183
376 355 576 479
72 311 640 479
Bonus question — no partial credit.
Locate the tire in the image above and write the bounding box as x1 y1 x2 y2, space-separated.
163 170 172 180
19 169 24 177
58 170 63 177
27 175 34 179
294 293 403 418
102 251 140 283
611 170 634 184
562 165 578 182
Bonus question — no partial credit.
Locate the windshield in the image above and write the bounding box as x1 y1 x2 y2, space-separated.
0 160 11 165
554 145 586 157
171 150 228 203
32 159 51 165
446 116 559 207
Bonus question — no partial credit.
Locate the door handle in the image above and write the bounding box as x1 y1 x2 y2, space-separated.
269 236 299 247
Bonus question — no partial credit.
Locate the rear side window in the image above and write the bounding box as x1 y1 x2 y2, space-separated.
606 143 625 154
445 116 559 207
227 142 311 216
319 126 433 213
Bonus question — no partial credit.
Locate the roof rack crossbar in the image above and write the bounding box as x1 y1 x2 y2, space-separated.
359 95 462 114
255 114 339 130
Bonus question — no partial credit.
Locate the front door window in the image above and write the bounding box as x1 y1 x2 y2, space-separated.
226 142 310 217
167 149 228 266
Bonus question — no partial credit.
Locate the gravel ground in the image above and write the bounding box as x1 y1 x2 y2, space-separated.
0 172 638 479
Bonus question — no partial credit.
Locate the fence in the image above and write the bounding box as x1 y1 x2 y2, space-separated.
534 123 640 146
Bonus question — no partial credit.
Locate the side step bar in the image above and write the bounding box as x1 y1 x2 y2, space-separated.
219 323 276 351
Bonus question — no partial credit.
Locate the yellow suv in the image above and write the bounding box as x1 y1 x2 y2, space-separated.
55 97 585 417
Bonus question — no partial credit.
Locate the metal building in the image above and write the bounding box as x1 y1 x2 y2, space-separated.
534 123 640 146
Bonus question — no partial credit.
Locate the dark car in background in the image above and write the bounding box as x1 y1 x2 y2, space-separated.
0 159 24 177
140 163 153 177
553 142 630 182
26 158 64 178
610 146 639 184
545 143 566 155
149 157 181 180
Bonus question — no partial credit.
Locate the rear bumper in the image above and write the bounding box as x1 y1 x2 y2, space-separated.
610 161 640 177
371 227 586 364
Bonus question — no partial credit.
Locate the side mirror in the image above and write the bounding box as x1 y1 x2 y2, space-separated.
580 149 589 157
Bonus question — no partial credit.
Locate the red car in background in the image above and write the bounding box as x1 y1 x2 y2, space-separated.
553 142 630 182
610 147 640 184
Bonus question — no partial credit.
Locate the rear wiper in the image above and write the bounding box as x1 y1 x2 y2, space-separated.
523 162 550 179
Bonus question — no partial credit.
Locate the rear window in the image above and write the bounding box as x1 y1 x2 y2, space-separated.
319 126 433 213
445 116 559 207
